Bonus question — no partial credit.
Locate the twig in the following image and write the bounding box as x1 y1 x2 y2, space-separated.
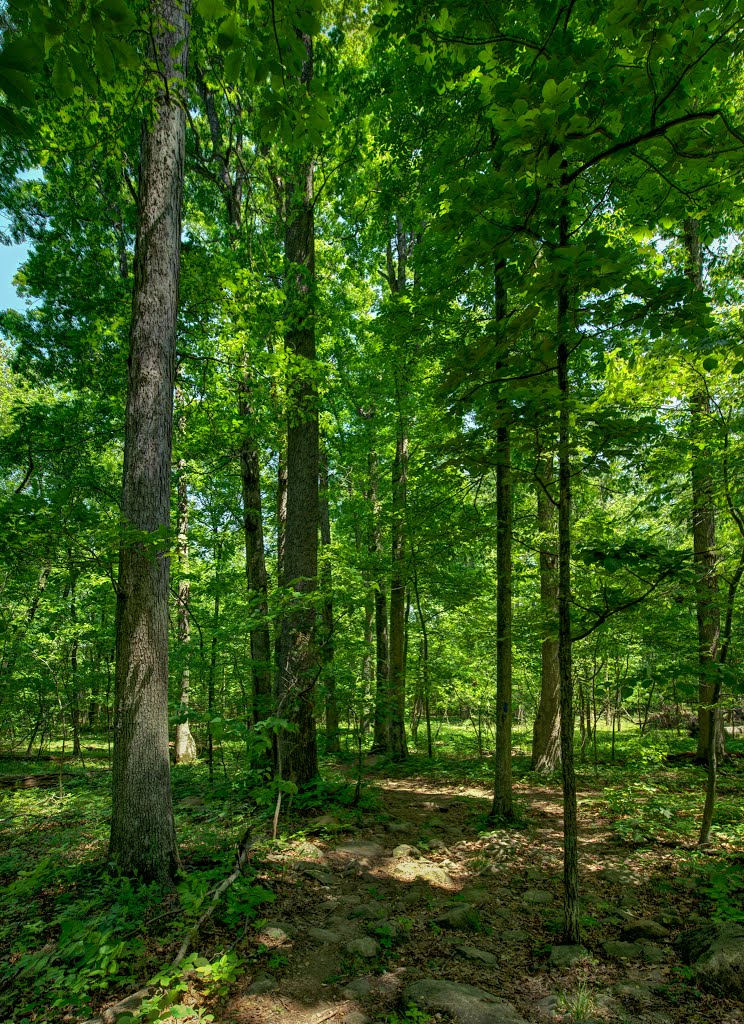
81 830 259 1024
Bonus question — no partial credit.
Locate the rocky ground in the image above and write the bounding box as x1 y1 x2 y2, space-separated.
220 774 743 1024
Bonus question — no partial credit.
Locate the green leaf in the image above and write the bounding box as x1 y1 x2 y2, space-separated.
94 32 116 81
542 78 557 103
702 356 718 371
0 67 36 106
98 0 134 25
732 360 744 374
196 0 230 21
216 12 239 49
224 47 242 83
51 52 75 98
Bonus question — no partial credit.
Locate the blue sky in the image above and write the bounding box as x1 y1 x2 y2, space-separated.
0 240 29 311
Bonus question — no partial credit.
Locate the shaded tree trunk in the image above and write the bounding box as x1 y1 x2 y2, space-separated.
684 219 724 768
369 447 390 752
557 206 580 945
491 423 513 816
320 446 339 752
174 440 197 764
275 32 319 785
109 0 189 884
532 455 561 772
239 382 272 727
388 427 409 761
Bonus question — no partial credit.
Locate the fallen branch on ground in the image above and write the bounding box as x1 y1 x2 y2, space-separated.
80 828 259 1024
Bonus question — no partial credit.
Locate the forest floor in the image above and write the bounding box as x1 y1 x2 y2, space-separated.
220 762 742 1024
2 732 744 1024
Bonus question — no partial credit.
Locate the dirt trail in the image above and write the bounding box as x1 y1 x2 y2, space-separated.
223 775 739 1024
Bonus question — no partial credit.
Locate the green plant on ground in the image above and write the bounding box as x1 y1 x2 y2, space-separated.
557 982 597 1023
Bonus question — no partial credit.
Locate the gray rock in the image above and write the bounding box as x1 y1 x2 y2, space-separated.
523 889 554 905
501 929 530 943
598 867 633 884
295 840 325 860
393 844 422 859
342 1013 369 1024
342 977 372 998
675 921 744 999
404 979 529 1024
536 995 559 1017
394 861 453 886
247 971 278 995
460 886 491 905
388 822 410 833
346 936 380 958
307 927 343 944
621 919 670 942
549 944 589 968
640 942 667 964
302 866 336 885
351 901 387 921
335 841 386 860
428 838 447 850
602 940 644 960
456 943 499 966
435 904 482 931
259 922 295 942
613 981 653 1004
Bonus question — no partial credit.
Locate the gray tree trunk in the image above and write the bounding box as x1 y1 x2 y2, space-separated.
275 33 319 785
369 447 390 752
532 454 561 772
320 446 340 752
684 219 724 767
239 382 272 727
174 437 196 764
109 0 189 883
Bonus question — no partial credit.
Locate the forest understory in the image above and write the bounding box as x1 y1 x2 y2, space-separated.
2 729 743 1024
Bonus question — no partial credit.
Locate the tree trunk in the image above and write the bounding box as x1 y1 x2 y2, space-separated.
275 33 319 785
174 441 197 764
320 446 340 752
369 447 390 752
109 0 189 884
491 423 513 816
557 207 580 945
491 262 513 818
239 382 272 727
388 427 409 761
532 455 561 772
684 219 724 767
69 579 81 757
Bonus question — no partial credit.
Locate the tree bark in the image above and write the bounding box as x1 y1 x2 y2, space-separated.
369 447 390 752
174 441 197 764
684 219 724 767
275 32 319 785
320 445 340 752
239 382 272 727
491 423 513 816
532 454 561 772
109 0 189 883
388 427 409 761
557 202 580 944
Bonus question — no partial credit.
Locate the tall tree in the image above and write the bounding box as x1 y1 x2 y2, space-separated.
108 0 190 882
275 30 320 784
174 396 196 763
532 452 561 772
684 219 725 768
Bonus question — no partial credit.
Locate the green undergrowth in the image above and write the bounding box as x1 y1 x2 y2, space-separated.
0 752 382 1023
